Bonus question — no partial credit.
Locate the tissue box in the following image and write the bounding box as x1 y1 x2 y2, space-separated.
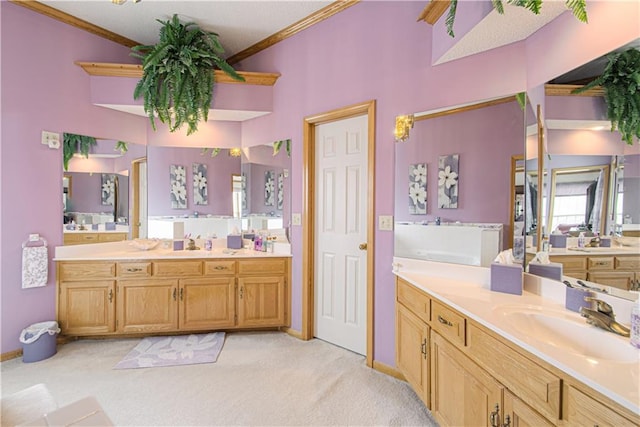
105 222 116 231
91 224 99 230
227 235 243 249
565 287 593 313
600 237 611 247
528 262 563 281
549 234 567 248
173 240 184 251
490 263 523 295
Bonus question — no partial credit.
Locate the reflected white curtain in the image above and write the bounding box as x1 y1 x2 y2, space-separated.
589 170 605 233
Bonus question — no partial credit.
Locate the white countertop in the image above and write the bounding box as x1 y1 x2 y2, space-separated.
54 240 291 261
393 257 640 416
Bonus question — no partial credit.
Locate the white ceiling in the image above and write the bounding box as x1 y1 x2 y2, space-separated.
39 0 334 58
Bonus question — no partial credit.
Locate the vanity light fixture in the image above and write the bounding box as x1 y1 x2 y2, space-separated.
394 114 414 142
228 148 242 157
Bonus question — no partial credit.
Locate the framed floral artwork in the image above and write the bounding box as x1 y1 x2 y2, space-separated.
277 172 284 210
438 154 459 209
409 163 427 214
101 174 115 206
265 170 275 206
192 163 208 205
170 164 187 209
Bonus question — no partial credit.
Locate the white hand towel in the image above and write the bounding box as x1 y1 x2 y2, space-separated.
22 246 48 288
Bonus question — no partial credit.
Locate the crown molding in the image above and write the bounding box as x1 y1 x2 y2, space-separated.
227 0 360 65
10 0 140 48
74 62 281 86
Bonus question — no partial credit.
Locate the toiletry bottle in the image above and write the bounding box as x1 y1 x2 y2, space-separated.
541 234 549 252
631 296 640 349
577 232 585 248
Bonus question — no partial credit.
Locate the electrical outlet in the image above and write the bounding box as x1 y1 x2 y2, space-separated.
379 215 394 231
42 131 60 149
292 213 301 226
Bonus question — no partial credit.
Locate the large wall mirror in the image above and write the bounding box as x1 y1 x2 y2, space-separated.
393 96 526 267
525 38 640 295
63 137 146 245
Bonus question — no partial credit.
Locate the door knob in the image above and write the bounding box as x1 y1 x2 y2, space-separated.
359 243 367 250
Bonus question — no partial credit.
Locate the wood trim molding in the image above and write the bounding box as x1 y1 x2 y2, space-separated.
282 327 304 340
415 95 516 122
74 62 281 86
417 0 451 24
227 0 360 65
545 83 604 97
10 0 140 47
1 348 22 362
302 100 376 368
372 360 405 381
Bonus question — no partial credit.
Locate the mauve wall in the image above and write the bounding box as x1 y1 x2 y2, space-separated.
65 172 129 218
394 100 524 248
147 146 241 217
0 2 145 353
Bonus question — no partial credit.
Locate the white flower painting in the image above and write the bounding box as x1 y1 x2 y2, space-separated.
277 172 284 210
192 163 208 205
170 165 187 209
438 154 459 209
265 170 275 206
409 163 427 214
101 174 115 205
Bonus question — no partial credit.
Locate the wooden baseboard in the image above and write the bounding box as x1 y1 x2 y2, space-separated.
372 360 405 381
1 348 23 362
281 327 304 340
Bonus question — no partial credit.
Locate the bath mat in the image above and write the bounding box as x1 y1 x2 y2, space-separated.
114 332 225 369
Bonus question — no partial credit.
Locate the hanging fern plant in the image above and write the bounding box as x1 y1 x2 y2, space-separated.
131 14 245 135
63 133 97 171
445 0 588 37
573 47 640 145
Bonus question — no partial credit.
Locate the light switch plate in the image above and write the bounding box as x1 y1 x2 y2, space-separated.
379 215 394 231
292 213 301 226
42 131 60 149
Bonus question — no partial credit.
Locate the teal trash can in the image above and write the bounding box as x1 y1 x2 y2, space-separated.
19 321 60 363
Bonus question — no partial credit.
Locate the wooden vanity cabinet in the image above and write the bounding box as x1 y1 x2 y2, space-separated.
63 232 128 245
56 257 289 337
541 253 640 290
394 277 639 427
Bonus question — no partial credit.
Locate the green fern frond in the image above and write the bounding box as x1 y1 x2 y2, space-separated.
445 0 458 37
565 0 588 23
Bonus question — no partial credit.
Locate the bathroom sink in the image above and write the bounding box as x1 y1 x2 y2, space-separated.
493 304 639 363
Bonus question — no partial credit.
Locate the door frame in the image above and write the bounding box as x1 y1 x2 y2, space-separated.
302 100 376 367
130 157 147 239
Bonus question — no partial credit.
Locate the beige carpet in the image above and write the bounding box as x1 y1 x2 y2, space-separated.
1 331 438 426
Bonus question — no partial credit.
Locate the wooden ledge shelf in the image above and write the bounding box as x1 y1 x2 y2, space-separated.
545 83 604 97
75 62 281 86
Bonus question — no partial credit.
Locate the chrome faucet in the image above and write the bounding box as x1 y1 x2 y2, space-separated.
579 297 630 337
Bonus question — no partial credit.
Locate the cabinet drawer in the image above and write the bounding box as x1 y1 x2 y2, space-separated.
587 256 614 270
564 385 638 426
467 323 561 422
615 256 640 271
59 262 116 281
396 278 430 323
431 300 465 347
238 258 286 275
118 262 152 278
552 256 586 271
204 260 236 276
152 261 203 277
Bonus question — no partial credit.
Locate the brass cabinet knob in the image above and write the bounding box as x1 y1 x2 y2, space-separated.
359 243 367 250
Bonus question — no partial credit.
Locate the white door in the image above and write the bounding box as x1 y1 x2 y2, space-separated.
314 115 368 355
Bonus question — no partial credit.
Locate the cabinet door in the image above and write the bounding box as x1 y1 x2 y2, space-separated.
587 271 634 290
564 385 638 427
396 304 430 407
59 281 116 335
431 332 503 427
179 277 235 330
503 390 554 427
117 279 178 333
237 276 285 327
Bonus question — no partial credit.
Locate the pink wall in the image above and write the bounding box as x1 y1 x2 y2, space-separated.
1 0 638 364
0 2 145 353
